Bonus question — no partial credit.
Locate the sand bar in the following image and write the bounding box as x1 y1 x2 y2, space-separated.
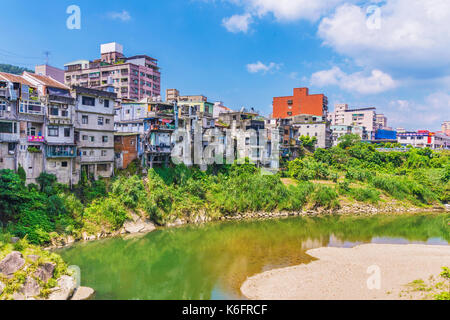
241 244 450 300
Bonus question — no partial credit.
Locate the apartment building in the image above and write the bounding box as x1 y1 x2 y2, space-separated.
64 42 161 101
328 104 377 140
115 99 177 168
0 72 46 183
114 133 140 170
218 110 267 166
273 87 328 119
0 73 22 172
376 114 388 129
213 101 233 119
22 72 77 185
289 114 332 149
71 86 116 180
35 64 65 83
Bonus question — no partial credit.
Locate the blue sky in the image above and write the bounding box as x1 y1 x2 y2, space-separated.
0 0 449 131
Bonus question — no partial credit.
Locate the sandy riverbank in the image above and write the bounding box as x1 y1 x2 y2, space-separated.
241 244 450 300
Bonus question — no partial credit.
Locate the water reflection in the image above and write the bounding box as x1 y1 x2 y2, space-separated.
59 213 449 300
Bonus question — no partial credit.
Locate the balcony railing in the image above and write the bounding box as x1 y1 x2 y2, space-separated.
46 145 77 158
20 101 44 115
0 132 20 142
147 145 171 153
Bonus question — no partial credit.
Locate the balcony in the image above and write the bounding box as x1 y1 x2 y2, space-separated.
28 135 45 143
19 101 44 115
0 132 20 142
46 145 77 158
147 144 171 154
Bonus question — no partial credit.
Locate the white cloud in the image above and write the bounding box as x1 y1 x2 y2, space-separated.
310 66 397 94
219 0 352 33
386 92 450 130
318 1 450 75
246 61 281 74
108 10 131 22
222 14 253 33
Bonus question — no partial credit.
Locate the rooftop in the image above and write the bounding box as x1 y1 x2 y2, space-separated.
0 72 35 87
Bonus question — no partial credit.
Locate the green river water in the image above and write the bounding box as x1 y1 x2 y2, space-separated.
59 213 450 300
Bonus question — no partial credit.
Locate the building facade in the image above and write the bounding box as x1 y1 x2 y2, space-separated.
328 104 377 140
397 130 450 150
72 86 116 180
64 42 161 101
273 88 328 119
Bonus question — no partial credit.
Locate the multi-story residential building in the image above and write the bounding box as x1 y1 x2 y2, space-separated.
376 114 388 129
273 87 328 119
442 121 450 136
35 64 65 83
22 72 77 185
328 104 377 140
288 114 332 149
213 101 232 119
64 42 161 101
166 89 179 102
71 86 116 180
0 73 22 172
115 99 177 168
218 110 268 166
114 133 141 170
0 72 46 183
397 130 450 150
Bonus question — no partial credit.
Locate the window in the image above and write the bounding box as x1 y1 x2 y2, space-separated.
101 150 107 157
90 150 94 156
82 96 95 106
64 128 71 137
98 117 104 125
82 135 88 141
105 119 110 125
104 100 110 108
50 107 59 116
61 110 69 117
61 161 68 168
48 126 59 137
90 136 95 142
287 112 292 116
82 115 89 124
102 136 108 143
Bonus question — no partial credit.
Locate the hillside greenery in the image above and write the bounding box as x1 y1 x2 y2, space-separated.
0 64 33 75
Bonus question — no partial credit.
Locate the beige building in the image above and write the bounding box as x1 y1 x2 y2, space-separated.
328 104 377 139
376 114 388 129
72 86 116 180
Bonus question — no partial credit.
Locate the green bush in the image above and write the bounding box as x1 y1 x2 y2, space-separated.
350 187 381 204
312 185 339 209
83 196 129 232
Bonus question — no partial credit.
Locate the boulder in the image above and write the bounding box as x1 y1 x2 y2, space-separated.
48 276 76 300
0 280 5 295
21 277 41 298
71 287 95 300
34 262 56 283
0 251 25 277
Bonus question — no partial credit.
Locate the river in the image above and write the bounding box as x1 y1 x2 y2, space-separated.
58 213 450 300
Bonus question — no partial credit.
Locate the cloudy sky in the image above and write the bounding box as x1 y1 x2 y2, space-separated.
1 0 449 130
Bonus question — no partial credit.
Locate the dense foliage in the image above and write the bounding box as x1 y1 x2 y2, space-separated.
0 63 33 75
0 141 448 245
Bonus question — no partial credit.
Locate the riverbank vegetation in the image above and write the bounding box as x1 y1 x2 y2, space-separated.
0 139 449 246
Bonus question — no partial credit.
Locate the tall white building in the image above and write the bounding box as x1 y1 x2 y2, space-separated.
328 104 377 140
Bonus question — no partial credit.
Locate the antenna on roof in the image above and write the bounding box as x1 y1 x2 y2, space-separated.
43 51 51 65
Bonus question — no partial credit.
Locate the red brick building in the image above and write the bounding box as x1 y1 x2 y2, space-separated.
114 133 140 169
273 88 328 119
